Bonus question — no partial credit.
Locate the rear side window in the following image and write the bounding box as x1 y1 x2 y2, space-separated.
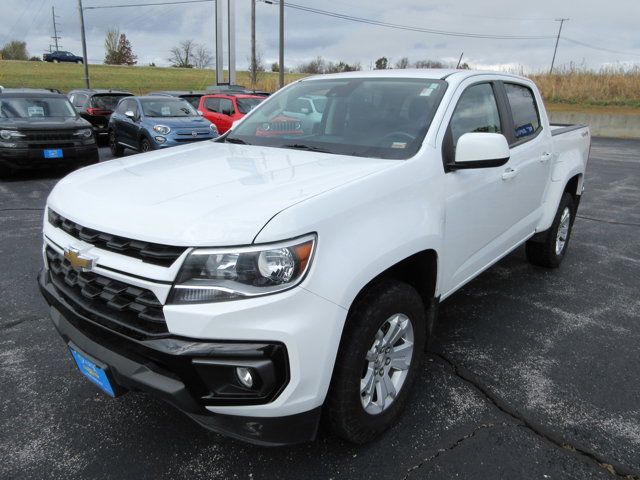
204 97 220 112
504 83 540 140
91 95 129 111
449 83 502 148
219 98 234 115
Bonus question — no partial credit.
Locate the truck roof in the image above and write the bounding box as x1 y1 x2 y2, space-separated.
299 68 530 84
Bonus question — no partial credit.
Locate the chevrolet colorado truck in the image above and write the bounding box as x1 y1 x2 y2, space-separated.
39 70 590 446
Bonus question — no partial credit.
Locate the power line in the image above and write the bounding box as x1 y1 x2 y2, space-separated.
83 0 214 10
562 37 640 58
259 0 555 40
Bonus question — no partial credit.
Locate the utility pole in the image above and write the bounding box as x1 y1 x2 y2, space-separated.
228 0 235 84
279 0 284 88
215 0 224 85
250 0 256 86
51 6 62 51
550 18 569 74
77 0 90 88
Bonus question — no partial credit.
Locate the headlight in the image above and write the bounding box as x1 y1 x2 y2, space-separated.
153 125 171 135
209 123 218 135
0 129 25 140
168 234 316 304
73 128 93 138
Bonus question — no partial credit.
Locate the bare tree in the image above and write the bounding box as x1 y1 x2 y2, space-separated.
395 57 410 69
248 48 265 86
414 59 444 69
193 44 213 69
169 40 196 68
1 40 28 60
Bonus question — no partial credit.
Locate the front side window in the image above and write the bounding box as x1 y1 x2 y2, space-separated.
226 78 447 160
449 83 502 148
140 98 197 117
504 83 541 140
0 96 77 118
204 97 220 112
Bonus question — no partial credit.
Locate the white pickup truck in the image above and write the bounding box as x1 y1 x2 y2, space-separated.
39 69 590 446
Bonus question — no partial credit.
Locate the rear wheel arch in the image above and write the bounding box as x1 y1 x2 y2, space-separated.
564 173 583 202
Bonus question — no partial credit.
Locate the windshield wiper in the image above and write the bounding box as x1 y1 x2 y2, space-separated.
225 137 248 144
281 144 330 153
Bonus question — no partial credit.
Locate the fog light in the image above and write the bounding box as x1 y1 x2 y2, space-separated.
236 367 253 388
154 136 166 144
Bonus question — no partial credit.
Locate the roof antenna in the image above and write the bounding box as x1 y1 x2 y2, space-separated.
456 52 464 69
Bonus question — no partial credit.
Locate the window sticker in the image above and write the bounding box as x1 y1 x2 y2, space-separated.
515 123 535 138
28 106 45 117
391 142 407 149
161 106 171 116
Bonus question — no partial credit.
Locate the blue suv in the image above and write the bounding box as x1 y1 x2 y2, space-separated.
108 96 218 156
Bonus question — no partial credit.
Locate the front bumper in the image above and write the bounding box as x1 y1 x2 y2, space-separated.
38 266 342 445
0 145 99 171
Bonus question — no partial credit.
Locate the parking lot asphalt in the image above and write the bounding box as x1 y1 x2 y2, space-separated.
1 138 638 480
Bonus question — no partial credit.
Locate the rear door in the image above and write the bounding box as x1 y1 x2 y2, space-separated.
497 81 553 228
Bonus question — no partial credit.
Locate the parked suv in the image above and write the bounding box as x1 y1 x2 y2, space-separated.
68 89 133 144
43 51 84 64
198 93 264 134
108 95 218 155
0 88 98 176
147 91 206 109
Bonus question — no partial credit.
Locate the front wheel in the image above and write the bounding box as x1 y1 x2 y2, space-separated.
325 280 426 443
526 192 576 268
52 59 59 64
140 137 153 152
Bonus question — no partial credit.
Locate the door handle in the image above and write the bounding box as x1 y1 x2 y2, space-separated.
540 152 553 163
501 167 518 181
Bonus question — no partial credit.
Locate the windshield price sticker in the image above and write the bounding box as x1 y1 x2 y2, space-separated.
391 142 407 149
161 106 171 116
28 106 45 117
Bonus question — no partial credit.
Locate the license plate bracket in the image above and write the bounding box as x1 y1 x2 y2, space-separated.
68 344 120 397
43 149 63 159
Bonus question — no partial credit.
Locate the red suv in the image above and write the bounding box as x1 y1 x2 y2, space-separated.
197 94 264 134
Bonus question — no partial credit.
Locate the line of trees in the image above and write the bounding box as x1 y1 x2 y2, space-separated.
375 56 470 70
296 56 361 74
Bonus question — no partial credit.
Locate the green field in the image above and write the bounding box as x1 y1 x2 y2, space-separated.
0 60 305 94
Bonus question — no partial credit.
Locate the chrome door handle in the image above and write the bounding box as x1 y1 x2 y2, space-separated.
501 167 518 180
540 152 553 163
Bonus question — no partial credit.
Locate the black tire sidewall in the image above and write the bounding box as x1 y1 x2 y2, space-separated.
326 280 427 442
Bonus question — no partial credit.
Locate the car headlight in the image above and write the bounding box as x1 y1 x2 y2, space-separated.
153 125 171 135
73 128 93 138
168 234 316 304
209 123 218 135
0 129 25 140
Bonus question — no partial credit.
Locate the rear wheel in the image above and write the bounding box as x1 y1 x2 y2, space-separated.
526 192 576 268
53 59 59 64
76 59 83 64
325 280 426 443
109 130 124 157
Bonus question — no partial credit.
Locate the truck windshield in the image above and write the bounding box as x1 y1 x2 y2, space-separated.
140 98 197 117
225 78 447 159
0 96 77 119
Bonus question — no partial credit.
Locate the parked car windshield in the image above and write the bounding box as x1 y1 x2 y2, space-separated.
225 78 447 160
0 96 77 119
180 95 202 109
90 94 129 111
236 97 263 114
140 98 197 117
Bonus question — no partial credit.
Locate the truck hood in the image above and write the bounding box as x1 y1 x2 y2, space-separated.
2 116 91 130
48 142 395 246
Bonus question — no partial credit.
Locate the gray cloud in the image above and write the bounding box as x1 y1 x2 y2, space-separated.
0 0 638 72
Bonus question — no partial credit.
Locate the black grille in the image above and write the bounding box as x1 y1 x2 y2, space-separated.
268 121 301 132
48 209 186 267
23 130 77 142
46 246 168 338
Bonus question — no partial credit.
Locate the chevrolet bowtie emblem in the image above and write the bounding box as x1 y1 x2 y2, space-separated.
63 247 96 272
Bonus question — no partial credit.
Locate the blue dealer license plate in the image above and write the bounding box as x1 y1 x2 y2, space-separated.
69 347 116 397
43 149 63 159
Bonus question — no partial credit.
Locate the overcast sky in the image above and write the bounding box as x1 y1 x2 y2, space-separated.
1 0 639 72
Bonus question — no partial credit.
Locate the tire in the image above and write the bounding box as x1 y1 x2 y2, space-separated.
76 60 83 64
526 192 576 268
53 59 59 63
140 137 153 152
109 130 124 157
325 279 426 443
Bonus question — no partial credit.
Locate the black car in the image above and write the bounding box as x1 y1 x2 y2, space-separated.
43 50 84 64
68 89 133 144
0 88 99 177
147 91 205 109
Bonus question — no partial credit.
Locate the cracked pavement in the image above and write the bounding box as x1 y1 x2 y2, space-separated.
1 138 639 479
